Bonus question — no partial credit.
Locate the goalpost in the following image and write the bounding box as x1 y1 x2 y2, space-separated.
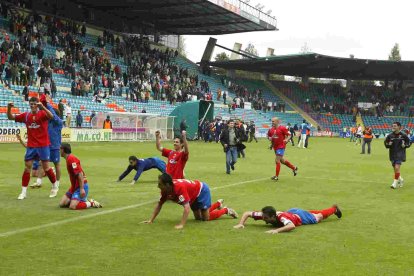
90 112 175 141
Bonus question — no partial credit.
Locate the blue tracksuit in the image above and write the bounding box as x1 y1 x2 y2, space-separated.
47 103 63 150
118 157 166 182
300 123 310 134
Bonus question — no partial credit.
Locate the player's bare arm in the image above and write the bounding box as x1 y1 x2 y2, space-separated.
176 202 191 229
265 223 295 234
16 133 27 148
181 130 189 153
78 173 86 198
233 211 253 229
7 102 15 120
37 102 53 119
143 202 163 224
155 130 163 152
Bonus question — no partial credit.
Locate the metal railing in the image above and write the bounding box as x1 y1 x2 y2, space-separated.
208 0 277 29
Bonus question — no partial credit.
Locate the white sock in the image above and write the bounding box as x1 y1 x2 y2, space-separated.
54 180 60 188
36 178 42 185
85 201 92 208
22 186 28 194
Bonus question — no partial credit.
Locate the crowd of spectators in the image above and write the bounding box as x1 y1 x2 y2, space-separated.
222 78 286 112
0 2 206 107
282 81 413 117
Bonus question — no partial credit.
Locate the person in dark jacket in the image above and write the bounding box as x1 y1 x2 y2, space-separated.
287 123 295 146
76 110 83 128
247 121 258 143
22 84 29 101
58 99 65 120
220 120 244 174
235 119 247 158
384 122 410 189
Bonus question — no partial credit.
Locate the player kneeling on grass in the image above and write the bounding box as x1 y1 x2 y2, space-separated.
233 205 342 234
58 143 102 210
143 173 238 229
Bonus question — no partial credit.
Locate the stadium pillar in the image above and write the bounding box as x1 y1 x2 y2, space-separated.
346 79 352 90
230 43 242 60
261 72 269 81
227 69 236 79
266 48 274 56
302 76 309 86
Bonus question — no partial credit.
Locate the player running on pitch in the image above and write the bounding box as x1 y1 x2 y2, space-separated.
142 173 238 229
59 143 102 210
384 122 411 189
7 98 58 199
267 117 298 181
233 204 342 234
117 156 166 185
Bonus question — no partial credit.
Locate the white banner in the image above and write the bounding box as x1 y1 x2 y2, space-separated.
244 102 252 110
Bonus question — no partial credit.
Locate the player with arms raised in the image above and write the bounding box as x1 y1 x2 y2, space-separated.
267 117 298 181
7 97 58 199
59 143 102 210
155 130 189 179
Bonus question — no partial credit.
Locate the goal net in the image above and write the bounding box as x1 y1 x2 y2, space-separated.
91 112 175 141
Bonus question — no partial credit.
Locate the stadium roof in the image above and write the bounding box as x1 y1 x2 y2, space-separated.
209 53 414 80
32 0 277 35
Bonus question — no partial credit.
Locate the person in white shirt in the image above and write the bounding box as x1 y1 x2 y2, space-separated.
65 103 72 128
355 124 363 145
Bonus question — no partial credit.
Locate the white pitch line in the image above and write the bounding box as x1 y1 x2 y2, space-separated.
0 177 269 238
0 175 388 238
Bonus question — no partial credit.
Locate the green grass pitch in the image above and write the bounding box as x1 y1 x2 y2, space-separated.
1 137 414 275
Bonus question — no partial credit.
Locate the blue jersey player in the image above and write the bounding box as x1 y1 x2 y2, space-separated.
118 156 166 185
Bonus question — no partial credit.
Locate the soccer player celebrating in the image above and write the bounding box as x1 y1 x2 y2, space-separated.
7 98 58 200
30 95 63 195
117 156 166 185
233 205 342 234
59 143 102 210
143 173 238 229
267 117 298 181
155 130 189 179
384 122 411 189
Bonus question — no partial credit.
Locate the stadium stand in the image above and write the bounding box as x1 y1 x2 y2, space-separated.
0 6 305 133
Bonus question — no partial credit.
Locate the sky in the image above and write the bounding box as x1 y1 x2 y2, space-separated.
184 0 414 63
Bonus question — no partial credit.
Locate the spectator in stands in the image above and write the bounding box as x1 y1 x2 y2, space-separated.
65 103 72 128
141 108 147 113
90 111 96 127
103 115 112 129
76 111 83 128
58 100 64 120
22 84 29 101
223 90 227 104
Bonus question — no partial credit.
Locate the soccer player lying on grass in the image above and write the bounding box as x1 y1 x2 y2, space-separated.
143 173 238 229
117 156 166 185
59 143 102 210
233 205 342 234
